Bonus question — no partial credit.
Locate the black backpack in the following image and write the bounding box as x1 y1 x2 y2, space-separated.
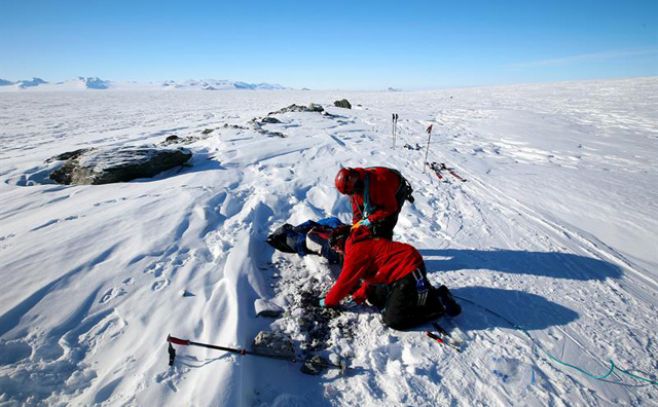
390 169 414 206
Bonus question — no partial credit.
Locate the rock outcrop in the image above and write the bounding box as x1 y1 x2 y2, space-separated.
49 146 192 185
334 99 352 109
252 331 295 361
268 103 324 115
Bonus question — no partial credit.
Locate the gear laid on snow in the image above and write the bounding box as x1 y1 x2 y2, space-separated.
266 217 346 263
426 323 463 352
427 162 467 183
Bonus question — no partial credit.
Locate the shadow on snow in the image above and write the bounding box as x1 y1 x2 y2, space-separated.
412 248 619 332
419 249 622 281
449 286 579 332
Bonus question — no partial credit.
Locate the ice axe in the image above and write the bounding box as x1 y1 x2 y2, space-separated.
166 335 348 375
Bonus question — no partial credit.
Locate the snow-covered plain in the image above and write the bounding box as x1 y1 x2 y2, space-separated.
0 77 657 406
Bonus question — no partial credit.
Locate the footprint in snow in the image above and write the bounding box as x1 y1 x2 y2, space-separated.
0 233 16 243
0 340 33 364
152 279 169 292
30 215 81 231
155 369 180 393
99 287 127 304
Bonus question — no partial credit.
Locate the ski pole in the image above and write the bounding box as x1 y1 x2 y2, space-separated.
425 331 462 352
425 331 446 344
423 124 433 173
432 322 450 337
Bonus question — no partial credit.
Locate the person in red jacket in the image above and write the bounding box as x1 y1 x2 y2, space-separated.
334 167 414 240
320 234 460 330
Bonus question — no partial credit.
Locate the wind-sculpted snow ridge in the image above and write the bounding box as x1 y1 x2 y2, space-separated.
0 78 657 406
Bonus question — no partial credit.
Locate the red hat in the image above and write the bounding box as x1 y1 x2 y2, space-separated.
335 168 358 194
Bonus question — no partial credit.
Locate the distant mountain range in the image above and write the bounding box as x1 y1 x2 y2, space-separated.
161 79 286 90
0 77 287 91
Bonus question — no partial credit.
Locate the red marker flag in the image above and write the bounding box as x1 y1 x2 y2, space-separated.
426 124 433 134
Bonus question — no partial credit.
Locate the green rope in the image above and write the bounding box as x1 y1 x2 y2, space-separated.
545 354 615 380
616 368 658 385
453 295 658 386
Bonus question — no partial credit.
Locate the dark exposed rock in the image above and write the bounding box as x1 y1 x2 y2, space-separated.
334 99 352 109
160 135 201 146
268 103 324 115
296 290 340 353
46 148 92 163
223 123 248 129
49 146 192 185
267 131 286 138
260 116 281 124
300 355 330 375
201 128 214 135
252 121 287 138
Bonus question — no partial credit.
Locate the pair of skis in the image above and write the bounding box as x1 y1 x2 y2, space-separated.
425 322 464 352
427 162 467 183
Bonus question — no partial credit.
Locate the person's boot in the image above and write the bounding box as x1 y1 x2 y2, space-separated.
426 294 445 320
422 287 445 321
437 285 461 317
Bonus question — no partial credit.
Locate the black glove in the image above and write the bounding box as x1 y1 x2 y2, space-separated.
329 225 351 253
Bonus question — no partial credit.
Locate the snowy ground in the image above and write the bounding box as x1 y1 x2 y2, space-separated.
0 77 657 406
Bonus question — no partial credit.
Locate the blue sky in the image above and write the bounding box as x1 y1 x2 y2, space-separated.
1 0 656 89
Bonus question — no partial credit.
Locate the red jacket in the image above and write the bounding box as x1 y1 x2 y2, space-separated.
324 236 424 307
350 167 402 224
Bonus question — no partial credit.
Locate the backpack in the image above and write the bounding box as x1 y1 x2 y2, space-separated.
390 169 414 206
